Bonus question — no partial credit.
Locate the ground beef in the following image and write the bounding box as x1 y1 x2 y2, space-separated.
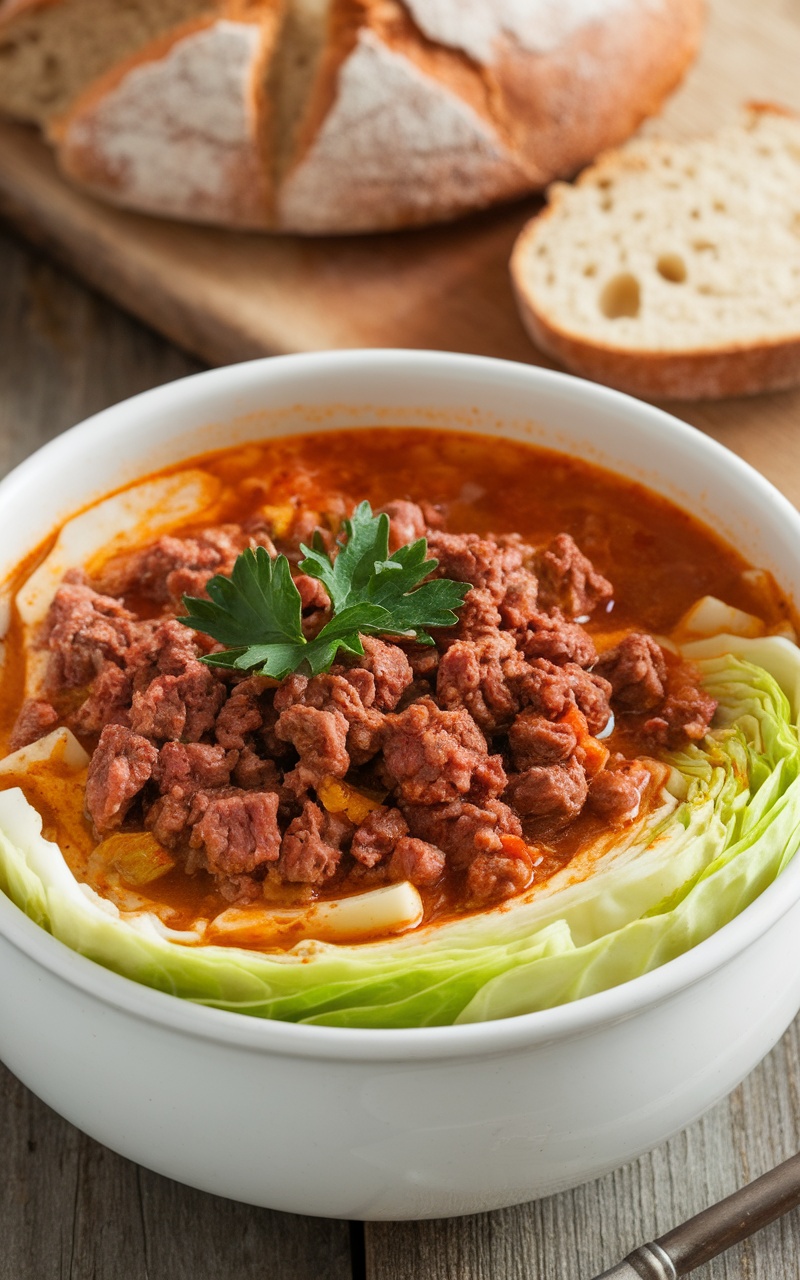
279 801 352 884
348 636 413 711
381 697 506 805
564 665 613 736
215 677 271 750
232 746 281 791
436 632 523 732
8 699 59 750
508 711 578 770
515 658 574 721
293 573 331 613
536 534 613 618
644 676 717 748
350 806 409 868
506 756 588 825
129 666 225 743
402 797 521 860
275 703 350 793
85 724 158 835
388 837 446 887
96 525 249 604
587 760 651 827
275 669 384 765
427 531 529 603
466 847 534 903
517 609 598 669
378 500 427 552
437 587 502 651
70 663 133 735
45 583 136 690
498 570 540 631
154 741 233 793
595 633 667 713
190 790 281 878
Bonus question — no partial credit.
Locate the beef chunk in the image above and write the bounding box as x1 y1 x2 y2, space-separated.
644 675 717 748
515 658 574 720
350 806 409 868
275 704 350 793
508 711 578 770
427 531 529 603
279 800 351 884
595 633 667 713
233 746 281 791
293 573 331 613
190 790 281 877
45 583 136 689
154 741 233 793
437 587 502 651
436 632 522 732
517 609 598 668
381 697 506 805
536 534 613 618
145 790 193 849
498 570 539 631
349 636 413 711
402 797 521 860
96 525 247 603
9 699 59 750
71 663 132 735
466 847 534 903
564 665 613 736
85 724 158 835
388 837 446 887
587 760 651 827
506 756 588 825
215 676 271 750
275 669 383 765
129 665 225 743
378 500 427 553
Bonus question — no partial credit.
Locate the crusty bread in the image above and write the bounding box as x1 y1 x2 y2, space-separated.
0 0 213 126
2 0 705 234
510 106 800 400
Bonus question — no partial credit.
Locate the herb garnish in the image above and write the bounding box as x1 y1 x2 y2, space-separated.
179 501 469 681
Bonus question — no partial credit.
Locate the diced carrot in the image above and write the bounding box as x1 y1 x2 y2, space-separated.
558 702 610 777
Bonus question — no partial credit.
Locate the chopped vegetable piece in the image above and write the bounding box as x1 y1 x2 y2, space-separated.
316 776 387 825
260 504 295 538
96 832 176 886
209 881 424 946
676 596 766 640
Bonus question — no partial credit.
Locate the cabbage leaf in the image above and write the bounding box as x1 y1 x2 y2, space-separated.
1 637 799 1027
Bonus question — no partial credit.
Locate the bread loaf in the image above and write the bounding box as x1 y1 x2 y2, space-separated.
510 106 800 400
0 0 705 234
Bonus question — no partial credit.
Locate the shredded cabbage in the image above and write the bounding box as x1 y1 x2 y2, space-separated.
1 637 799 1027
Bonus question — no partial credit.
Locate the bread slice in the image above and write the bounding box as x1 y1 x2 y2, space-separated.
51 0 283 229
510 106 800 401
0 0 215 126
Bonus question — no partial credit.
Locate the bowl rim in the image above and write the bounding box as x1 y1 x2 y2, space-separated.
2 347 800 1064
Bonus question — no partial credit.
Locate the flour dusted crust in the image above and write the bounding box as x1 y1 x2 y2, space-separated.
7 0 705 233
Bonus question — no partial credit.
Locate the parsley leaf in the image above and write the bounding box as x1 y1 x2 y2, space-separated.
179 502 469 679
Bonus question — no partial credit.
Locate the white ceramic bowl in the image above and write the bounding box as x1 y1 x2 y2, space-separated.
2 351 800 1221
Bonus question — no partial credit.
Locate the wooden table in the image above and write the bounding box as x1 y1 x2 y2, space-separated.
4 2 800 1273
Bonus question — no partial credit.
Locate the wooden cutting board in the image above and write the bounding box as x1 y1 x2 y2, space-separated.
0 0 799 479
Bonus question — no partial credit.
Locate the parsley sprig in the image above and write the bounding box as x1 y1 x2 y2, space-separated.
178 502 469 681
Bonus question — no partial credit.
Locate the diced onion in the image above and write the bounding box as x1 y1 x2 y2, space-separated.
209 881 424 947
675 596 766 641
94 832 176 886
0 727 89 776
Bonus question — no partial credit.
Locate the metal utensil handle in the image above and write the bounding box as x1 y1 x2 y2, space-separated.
592 1150 800 1279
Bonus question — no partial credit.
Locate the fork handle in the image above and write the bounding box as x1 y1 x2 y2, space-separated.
592 1150 800 1278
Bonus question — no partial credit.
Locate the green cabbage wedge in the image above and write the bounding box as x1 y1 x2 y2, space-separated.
1 635 800 1028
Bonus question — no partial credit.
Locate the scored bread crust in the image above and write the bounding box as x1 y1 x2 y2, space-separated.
510 105 800 401
51 2 282 229
5 0 705 233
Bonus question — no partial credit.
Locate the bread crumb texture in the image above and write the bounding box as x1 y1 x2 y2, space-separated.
513 110 800 357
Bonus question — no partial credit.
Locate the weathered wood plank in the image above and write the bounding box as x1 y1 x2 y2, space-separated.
0 226 352 1280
